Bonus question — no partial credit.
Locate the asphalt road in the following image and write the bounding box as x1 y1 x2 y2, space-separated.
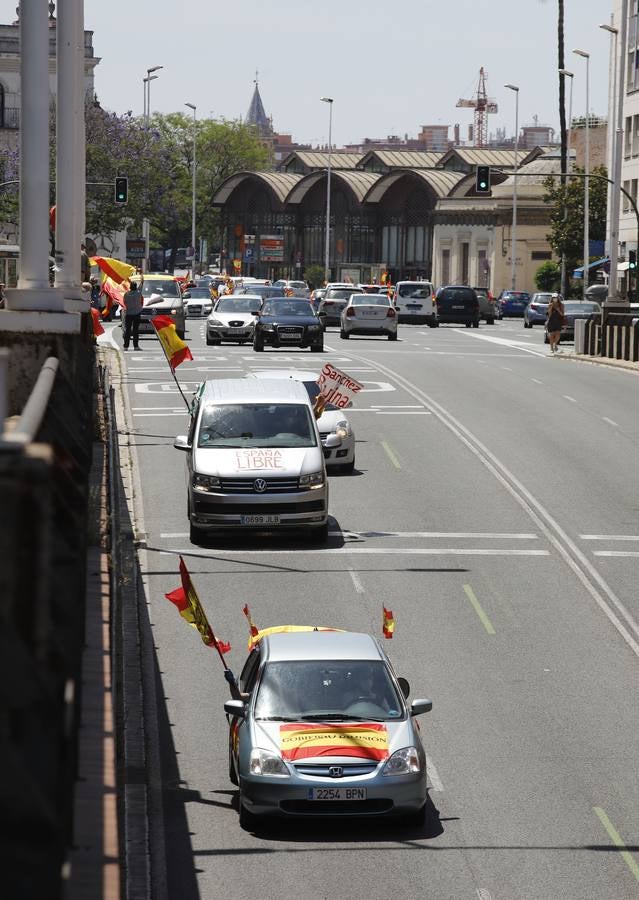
104 315 639 900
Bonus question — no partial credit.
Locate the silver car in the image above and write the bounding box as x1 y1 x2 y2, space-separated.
206 294 262 345
224 630 432 830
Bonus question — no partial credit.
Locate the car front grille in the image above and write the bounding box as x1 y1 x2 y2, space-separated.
293 763 378 777
277 326 304 338
186 305 202 316
219 477 301 493
193 500 325 515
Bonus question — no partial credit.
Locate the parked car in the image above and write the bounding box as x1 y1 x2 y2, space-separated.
472 287 497 324
340 293 398 340
434 285 480 327
497 290 531 317
544 301 601 343
182 287 214 318
224 629 433 829
393 281 436 326
253 298 324 352
248 369 356 472
318 285 366 326
173 378 329 543
524 292 553 327
206 294 262 345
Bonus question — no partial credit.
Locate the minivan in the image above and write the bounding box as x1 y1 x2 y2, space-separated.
174 379 330 543
434 285 480 327
393 281 436 325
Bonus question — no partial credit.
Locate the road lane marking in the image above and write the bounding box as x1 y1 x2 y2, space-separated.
562 395 577 403
602 417 620 427
426 755 444 792
381 440 401 469
501 366 513 372
348 569 365 594
155 548 550 557
476 891 493 900
463 584 496 634
456 330 547 357
531 378 544 384
581 535 639 541
593 807 639 884
593 551 639 557
161 531 539 540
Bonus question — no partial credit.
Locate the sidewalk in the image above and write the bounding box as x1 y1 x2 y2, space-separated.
557 351 639 374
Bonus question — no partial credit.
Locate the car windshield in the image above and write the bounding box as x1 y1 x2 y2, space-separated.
141 280 181 298
440 288 475 301
253 660 404 721
564 302 600 313
185 288 210 298
216 297 262 313
325 289 362 300
262 300 315 316
351 295 389 306
289 282 307 289
240 286 283 299
398 284 431 298
302 380 337 411
197 403 317 448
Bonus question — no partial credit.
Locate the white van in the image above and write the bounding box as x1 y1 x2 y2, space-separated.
174 379 330 543
393 281 437 326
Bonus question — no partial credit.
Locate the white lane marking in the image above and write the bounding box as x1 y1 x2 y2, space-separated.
594 551 639 558
426 755 444 792
334 347 639 659
160 531 539 540
501 366 513 372
457 330 547 357
348 569 365 594
581 535 639 541
133 412 190 417
563 395 577 403
157 548 550 557
531 378 544 384
602 417 620 427
476 891 493 900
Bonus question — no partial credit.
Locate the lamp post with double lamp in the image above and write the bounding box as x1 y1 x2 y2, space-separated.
185 103 197 276
600 22 622 300
505 84 519 290
321 97 334 283
558 69 574 297
573 49 590 301
142 66 163 273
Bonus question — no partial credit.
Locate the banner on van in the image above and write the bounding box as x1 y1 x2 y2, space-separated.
316 363 363 411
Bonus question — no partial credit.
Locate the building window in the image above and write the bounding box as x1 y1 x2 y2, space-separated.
531 251 552 261
461 242 469 284
477 248 489 287
634 116 639 156
626 117 633 156
441 248 450 285
633 180 638 210
623 180 631 213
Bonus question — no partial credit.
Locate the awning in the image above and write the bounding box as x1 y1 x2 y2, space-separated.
572 257 609 278
617 260 631 271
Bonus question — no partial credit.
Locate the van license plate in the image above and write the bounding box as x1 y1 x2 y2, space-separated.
308 788 367 801
452 305 465 310
240 515 281 526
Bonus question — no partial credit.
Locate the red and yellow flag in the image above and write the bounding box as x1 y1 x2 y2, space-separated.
164 557 231 653
90 307 105 337
90 256 136 285
280 723 388 762
101 274 126 319
383 606 395 639
243 604 260 642
151 315 193 370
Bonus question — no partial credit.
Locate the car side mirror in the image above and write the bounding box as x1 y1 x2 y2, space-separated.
397 677 410 698
173 435 191 451
224 699 247 718
410 698 432 717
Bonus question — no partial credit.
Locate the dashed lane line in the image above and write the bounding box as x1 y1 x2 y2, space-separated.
348 568 365 594
593 807 639 884
581 535 639 541
563 394 577 403
602 416 621 427
152 547 550 557
463 584 496 635
380 440 402 469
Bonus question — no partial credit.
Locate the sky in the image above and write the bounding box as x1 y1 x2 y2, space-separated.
3 0 613 147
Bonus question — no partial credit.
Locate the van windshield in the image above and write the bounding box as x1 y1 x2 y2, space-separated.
198 403 317 448
142 280 181 299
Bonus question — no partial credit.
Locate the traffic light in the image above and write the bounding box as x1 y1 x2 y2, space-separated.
476 165 491 193
114 176 128 205
629 250 637 270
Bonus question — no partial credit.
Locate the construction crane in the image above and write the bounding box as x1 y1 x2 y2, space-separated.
456 67 498 148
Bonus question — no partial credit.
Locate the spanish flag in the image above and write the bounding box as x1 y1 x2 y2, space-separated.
243 604 260 642
90 307 105 337
101 274 126 319
151 315 193 370
280 723 388 761
165 557 231 653
383 606 395 639
90 256 137 284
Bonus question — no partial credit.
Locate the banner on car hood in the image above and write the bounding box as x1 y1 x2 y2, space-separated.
280 723 388 761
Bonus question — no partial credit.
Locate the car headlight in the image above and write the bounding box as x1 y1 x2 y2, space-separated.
299 470 324 488
335 420 350 439
208 317 223 326
192 474 221 492
382 747 421 776
249 748 289 777
169 308 179 315
261 324 274 331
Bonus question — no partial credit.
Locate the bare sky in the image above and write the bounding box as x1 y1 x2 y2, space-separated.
4 1 613 147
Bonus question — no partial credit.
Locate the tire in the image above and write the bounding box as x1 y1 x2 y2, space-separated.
428 318 438 328
341 459 355 474
472 321 479 328
340 329 349 339
388 331 398 341
465 322 472 328
239 795 259 832
524 321 532 329
307 522 329 543
311 343 324 352
229 741 238 786
253 337 264 352
189 521 206 545
486 317 495 325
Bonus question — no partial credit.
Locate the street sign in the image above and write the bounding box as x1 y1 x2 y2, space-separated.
244 248 254 261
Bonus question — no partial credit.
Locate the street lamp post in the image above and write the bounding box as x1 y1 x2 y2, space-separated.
600 24 619 274
142 65 162 273
600 20 625 301
573 49 590 300
505 84 519 290
321 97 333 283
558 69 574 297
185 103 197 276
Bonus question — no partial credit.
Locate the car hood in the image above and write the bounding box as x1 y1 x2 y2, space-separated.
209 310 257 325
250 718 413 764
260 315 319 326
192 446 321 477
317 409 349 433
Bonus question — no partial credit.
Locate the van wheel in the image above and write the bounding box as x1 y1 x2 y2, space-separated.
472 321 479 328
307 523 329 543
189 522 206 545
388 331 398 341
487 317 494 325
465 322 472 328
429 320 439 328
340 329 349 339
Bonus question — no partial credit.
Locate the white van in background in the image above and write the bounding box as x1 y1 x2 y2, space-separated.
393 281 437 326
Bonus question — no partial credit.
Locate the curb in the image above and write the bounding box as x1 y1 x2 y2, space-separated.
554 352 639 374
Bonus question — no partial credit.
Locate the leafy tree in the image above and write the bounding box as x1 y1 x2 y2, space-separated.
543 165 608 266
0 145 19 240
303 264 325 289
535 260 560 291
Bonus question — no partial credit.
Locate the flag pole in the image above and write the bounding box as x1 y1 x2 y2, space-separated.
152 320 191 410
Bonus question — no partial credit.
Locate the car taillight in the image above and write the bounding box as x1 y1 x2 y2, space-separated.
386 307 396 318
346 307 355 317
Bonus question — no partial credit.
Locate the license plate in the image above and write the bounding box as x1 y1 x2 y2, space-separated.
280 333 301 340
240 515 281 526
407 304 422 310
227 327 246 334
308 787 367 801
452 305 465 310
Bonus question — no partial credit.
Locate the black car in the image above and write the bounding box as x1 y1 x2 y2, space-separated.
434 285 480 327
253 298 324 352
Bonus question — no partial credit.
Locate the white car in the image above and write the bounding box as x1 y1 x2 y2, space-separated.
393 281 436 325
340 293 398 341
272 279 310 298
206 294 262 345
182 287 213 318
248 369 356 473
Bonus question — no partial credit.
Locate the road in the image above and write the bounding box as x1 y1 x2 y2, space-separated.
104 315 639 900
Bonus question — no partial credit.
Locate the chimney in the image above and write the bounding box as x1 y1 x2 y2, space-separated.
454 123 460 145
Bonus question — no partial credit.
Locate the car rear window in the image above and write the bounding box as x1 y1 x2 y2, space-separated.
325 289 362 300
438 288 477 303
397 284 433 298
351 295 390 306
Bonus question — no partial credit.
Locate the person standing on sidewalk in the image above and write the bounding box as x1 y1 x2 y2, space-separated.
123 272 145 350
546 292 565 354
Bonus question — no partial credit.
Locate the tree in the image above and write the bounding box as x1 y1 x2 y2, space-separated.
303 264 325 289
535 260 561 291
543 165 608 268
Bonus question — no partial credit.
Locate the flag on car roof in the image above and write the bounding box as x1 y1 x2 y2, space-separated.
382 606 395 639
243 604 260 640
90 256 136 284
151 315 193 370
165 557 231 653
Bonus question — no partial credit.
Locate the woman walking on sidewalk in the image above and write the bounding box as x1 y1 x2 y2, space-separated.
546 292 565 353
